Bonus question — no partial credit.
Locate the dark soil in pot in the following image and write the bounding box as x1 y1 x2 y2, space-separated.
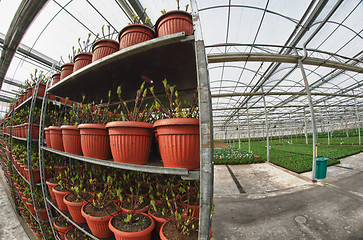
83 203 116 217
65 192 92 203
111 213 151 232
163 221 198 240
65 228 93 240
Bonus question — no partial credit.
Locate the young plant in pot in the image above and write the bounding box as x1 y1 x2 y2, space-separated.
155 1 193 37
118 9 155 50
64 184 92 224
53 170 71 211
150 79 200 170
73 33 97 72
65 227 93 240
48 102 69 151
81 175 116 238
106 82 155 165
54 216 72 240
59 51 75 80
108 184 155 240
78 94 113 160
61 102 82 155
92 25 119 62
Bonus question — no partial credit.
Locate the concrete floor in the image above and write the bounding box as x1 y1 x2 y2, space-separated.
213 153 363 240
0 170 30 240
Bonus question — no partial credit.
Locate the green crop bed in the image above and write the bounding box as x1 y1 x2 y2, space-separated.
215 133 363 173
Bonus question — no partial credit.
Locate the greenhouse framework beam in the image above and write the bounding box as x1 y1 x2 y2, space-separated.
212 92 362 98
213 104 360 111
0 0 49 89
208 53 363 73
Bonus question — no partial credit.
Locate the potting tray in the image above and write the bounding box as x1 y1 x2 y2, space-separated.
47 32 197 103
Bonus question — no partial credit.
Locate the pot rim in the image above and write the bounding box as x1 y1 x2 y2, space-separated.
153 118 199 128
78 123 107 130
155 10 192 28
106 121 153 129
118 23 156 41
49 126 62 130
74 52 93 58
92 38 119 52
109 212 155 237
61 62 74 68
60 125 79 130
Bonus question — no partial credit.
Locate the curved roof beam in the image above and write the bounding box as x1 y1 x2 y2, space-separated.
0 0 49 89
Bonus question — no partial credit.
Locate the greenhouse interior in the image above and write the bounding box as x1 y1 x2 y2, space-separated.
0 0 362 239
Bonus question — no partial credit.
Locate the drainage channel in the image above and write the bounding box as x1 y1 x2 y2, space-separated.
226 164 246 194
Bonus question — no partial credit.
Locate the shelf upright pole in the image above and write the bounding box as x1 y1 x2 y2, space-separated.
353 90 361 145
27 74 48 238
289 113 293 143
324 101 331 145
303 108 308 144
38 69 58 239
296 54 317 182
261 86 269 162
237 116 241 149
190 1 214 239
246 102 251 152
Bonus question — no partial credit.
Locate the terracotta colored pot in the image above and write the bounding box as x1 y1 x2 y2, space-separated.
25 201 36 216
53 186 70 211
92 39 119 62
106 121 153 164
63 193 89 223
60 63 74 80
73 52 92 72
44 127 52 148
109 212 155 240
81 203 116 238
46 179 59 200
32 83 46 98
26 87 32 99
34 233 43 240
54 220 72 240
118 23 155 50
48 94 56 101
52 72 61 86
78 124 111 159
120 204 150 214
38 209 49 221
155 10 193 37
24 168 40 184
49 126 64 151
153 118 200 170
61 125 82 155
20 123 26 138
54 166 67 177
24 123 39 139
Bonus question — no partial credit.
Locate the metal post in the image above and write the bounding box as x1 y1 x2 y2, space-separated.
289 113 293 143
353 91 361 145
325 101 331 145
303 108 309 144
344 108 349 137
262 87 270 162
297 56 317 181
190 1 213 239
246 103 251 152
237 117 241 149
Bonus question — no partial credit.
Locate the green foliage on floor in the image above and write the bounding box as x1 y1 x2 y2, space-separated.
214 146 264 165
216 132 363 173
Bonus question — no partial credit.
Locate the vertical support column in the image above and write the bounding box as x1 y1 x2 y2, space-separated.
353 91 361 145
303 108 309 144
190 1 213 239
246 103 251 152
237 117 241 150
344 108 349 137
289 113 293 143
262 87 269 162
324 101 331 145
297 57 317 181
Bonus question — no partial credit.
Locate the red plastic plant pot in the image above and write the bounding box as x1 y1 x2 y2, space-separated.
49 126 64 151
106 121 153 164
155 10 193 37
153 118 200 170
61 125 82 155
73 52 92 72
78 124 111 160
52 72 61 86
60 63 74 80
118 24 155 50
91 39 119 62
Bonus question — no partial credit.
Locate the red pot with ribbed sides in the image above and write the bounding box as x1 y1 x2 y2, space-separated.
60 63 74 80
53 185 70 211
155 10 193 37
52 72 61 86
92 39 119 62
81 203 116 238
73 52 92 72
61 125 82 155
44 127 52 148
106 121 153 164
153 118 200 170
78 124 111 159
109 212 155 240
63 192 92 223
118 24 155 50
49 126 64 151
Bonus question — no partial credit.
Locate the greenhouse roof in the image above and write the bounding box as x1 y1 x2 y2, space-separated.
0 0 362 133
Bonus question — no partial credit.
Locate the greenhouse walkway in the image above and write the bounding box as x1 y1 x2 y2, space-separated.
213 152 363 240
0 170 31 240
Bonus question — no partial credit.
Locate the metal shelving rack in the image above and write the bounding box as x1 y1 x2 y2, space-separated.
2 80 52 239
38 2 213 239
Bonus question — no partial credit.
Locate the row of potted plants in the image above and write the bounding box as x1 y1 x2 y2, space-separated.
45 162 201 240
45 80 200 170
53 4 193 87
